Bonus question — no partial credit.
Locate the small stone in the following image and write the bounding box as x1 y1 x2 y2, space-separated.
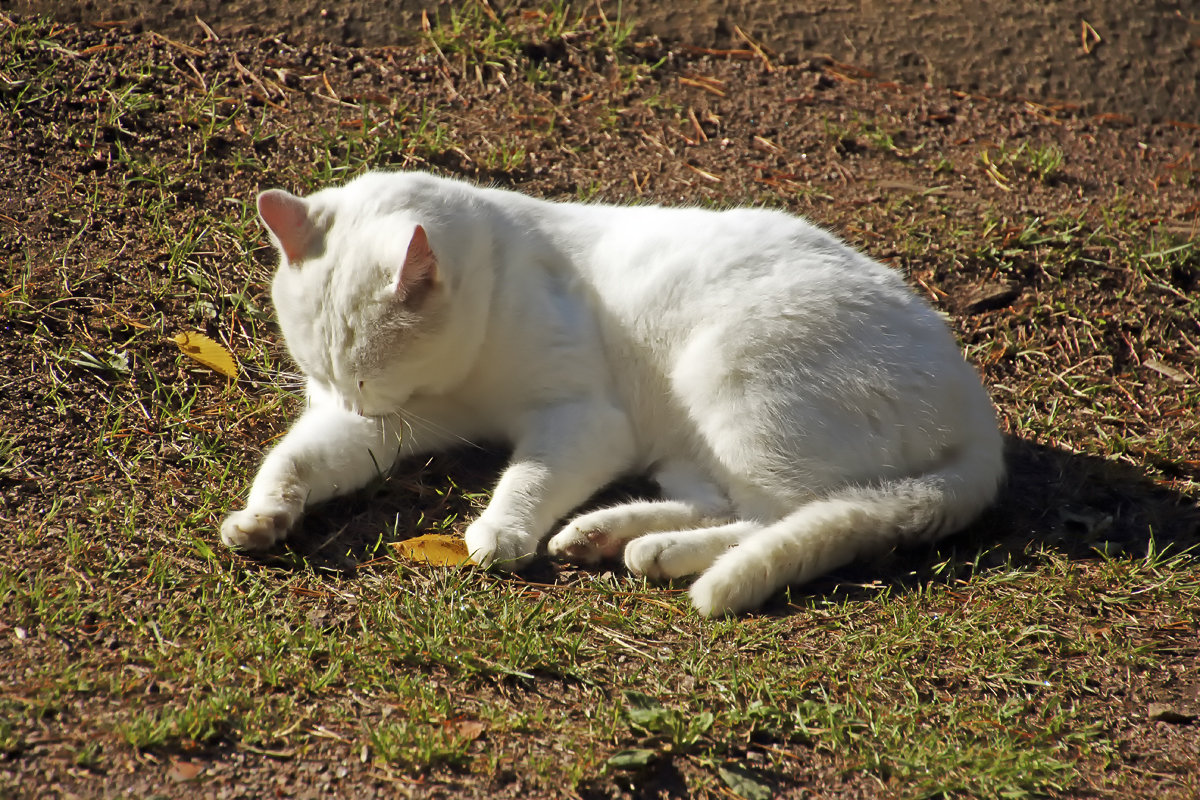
168 760 205 782
1148 703 1197 724
960 282 1020 314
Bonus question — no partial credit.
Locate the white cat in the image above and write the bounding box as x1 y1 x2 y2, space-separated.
221 171 1004 616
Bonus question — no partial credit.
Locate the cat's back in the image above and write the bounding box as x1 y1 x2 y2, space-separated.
334 170 489 219
338 174 884 301
327 175 931 341
547 196 958 389
558 201 921 334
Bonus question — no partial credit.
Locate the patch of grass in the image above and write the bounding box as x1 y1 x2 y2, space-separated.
862 123 924 158
423 3 524 77
1018 142 1065 182
0 431 24 477
0 716 26 757
480 137 528 173
981 141 1065 185
11 541 1191 795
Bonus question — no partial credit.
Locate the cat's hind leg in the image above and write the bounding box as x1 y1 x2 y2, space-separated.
624 521 759 580
548 499 724 563
547 460 731 563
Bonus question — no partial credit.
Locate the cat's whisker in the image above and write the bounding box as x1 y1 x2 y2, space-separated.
239 377 304 391
242 363 301 379
377 411 413 449
236 364 308 392
389 409 486 452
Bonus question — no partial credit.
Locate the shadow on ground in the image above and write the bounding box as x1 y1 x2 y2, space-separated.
234 435 1200 606
786 435 1200 610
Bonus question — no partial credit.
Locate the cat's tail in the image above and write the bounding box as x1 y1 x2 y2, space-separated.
689 432 1005 617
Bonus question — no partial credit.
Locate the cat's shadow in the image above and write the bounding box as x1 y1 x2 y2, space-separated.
245 436 1198 609
782 435 1199 610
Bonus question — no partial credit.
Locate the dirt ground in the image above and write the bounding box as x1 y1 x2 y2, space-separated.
15 0 1200 123
1 1 1198 798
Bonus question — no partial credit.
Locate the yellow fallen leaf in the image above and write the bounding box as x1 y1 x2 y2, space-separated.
393 534 474 567
171 331 238 379
444 719 486 741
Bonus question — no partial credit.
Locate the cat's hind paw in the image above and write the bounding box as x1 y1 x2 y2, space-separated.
625 532 711 580
546 523 622 564
688 563 775 618
220 507 295 550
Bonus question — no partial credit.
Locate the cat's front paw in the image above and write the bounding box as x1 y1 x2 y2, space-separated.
546 523 622 564
220 505 297 550
464 519 536 570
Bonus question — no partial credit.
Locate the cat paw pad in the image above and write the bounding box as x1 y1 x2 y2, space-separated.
220 508 294 550
547 525 618 563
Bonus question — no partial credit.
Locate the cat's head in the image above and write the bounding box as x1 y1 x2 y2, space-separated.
256 179 472 416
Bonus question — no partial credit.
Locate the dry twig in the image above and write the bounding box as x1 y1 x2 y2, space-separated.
194 15 219 42
732 24 775 73
1080 20 1102 54
679 74 725 97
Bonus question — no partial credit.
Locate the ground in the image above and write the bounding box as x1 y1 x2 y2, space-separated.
18 0 1200 122
1 2 1198 799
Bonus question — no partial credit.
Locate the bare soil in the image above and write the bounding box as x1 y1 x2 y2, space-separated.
14 0 1200 122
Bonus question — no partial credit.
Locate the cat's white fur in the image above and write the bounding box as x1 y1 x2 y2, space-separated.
221 171 1004 616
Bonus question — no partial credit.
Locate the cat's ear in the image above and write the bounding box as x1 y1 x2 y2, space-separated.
396 225 439 305
257 189 313 265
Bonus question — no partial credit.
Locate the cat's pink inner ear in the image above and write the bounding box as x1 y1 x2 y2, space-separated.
397 224 439 301
257 189 312 264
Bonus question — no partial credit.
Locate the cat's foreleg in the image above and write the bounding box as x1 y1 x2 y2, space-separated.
221 405 402 549
465 401 634 569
